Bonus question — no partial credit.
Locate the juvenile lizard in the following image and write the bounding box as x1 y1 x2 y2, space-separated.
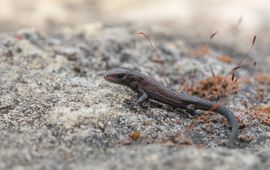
104 67 239 147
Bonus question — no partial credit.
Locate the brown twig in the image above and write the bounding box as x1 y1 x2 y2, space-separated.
138 32 169 86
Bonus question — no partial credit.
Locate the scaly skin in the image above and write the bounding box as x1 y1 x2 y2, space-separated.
104 67 239 147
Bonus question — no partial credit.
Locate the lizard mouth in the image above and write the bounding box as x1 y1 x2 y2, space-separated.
103 73 118 83
104 73 128 84
104 73 112 82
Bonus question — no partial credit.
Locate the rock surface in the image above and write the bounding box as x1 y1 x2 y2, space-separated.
0 25 269 170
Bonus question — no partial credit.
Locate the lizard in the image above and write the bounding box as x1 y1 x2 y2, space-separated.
104 67 239 147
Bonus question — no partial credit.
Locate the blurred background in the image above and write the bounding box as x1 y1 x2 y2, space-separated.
0 0 269 33
0 0 269 56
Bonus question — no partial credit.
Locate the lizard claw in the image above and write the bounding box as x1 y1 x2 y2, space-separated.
127 101 138 109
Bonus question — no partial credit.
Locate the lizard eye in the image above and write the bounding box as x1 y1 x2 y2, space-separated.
115 74 126 80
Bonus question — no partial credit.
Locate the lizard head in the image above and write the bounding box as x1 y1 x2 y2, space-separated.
104 67 133 86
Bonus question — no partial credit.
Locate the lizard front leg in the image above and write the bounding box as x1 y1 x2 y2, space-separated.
133 87 148 105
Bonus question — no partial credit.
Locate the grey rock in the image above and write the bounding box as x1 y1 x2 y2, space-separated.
0 25 269 170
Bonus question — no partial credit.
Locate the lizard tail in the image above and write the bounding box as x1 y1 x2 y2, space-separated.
213 105 239 147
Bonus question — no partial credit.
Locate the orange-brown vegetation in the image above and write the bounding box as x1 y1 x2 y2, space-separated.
129 130 141 140
217 55 233 63
253 105 270 125
182 75 239 101
256 73 270 85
